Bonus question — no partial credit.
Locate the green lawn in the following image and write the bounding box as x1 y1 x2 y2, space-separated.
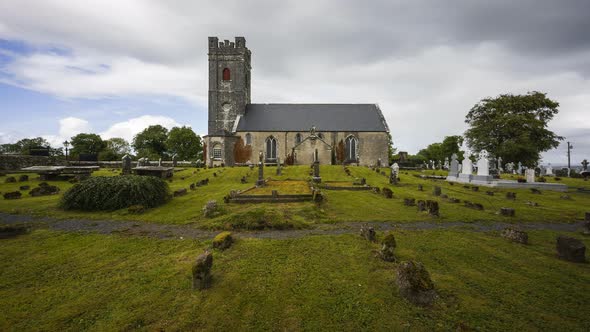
0 229 588 331
1 166 589 228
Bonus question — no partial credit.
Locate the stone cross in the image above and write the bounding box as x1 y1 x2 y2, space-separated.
546 163 554 175
582 159 589 171
461 155 473 174
477 150 489 176
122 154 132 175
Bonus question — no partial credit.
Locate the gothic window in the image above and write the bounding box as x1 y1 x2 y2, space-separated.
245 133 252 145
345 135 357 161
265 136 277 160
295 133 302 144
213 145 222 159
222 68 231 81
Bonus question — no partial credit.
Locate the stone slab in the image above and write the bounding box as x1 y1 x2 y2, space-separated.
447 176 567 192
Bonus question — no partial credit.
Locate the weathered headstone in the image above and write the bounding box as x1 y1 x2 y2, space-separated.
379 232 397 262
426 200 439 216
506 192 516 200
172 154 178 167
448 153 459 178
360 224 376 242
417 200 426 212
404 198 416 206
433 186 441 196
545 163 554 176
192 251 213 290
556 236 586 262
3 191 22 200
122 154 132 175
390 163 399 185
257 152 265 186
501 227 527 244
396 261 436 306
312 149 321 183
18 175 28 182
582 159 589 171
212 232 234 250
474 150 491 181
173 188 188 197
202 200 218 218
382 187 393 198
276 157 282 176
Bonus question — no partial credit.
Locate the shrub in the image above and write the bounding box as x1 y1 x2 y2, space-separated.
60 175 169 211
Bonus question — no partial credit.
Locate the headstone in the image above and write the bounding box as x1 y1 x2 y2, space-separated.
426 200 439 216
433 186 441 196
396 261 436 306
158 158 162 167
501 228 527 243
172 154 178 167
192 251 213 290
459 154 473 181
377 158 382 167
390 163 399 184
312 149 321 183
276 157 282 175
517 162 523 175
417 200 426 211
443 157 449 170
382 187 393 198
556 236 586 262
497 157 503 173
202 200 218 218
474 150 491 181
448 153 459 178
173 188 188 197
582 159 589 171
360 224 376 242
379 232 397 262
122 154 132 175
546 163 554 176
3 191 22 200
499 208 515 217
256 152 265 186
525 169 535 183
404 198 416 206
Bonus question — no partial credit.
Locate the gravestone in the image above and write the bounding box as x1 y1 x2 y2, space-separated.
459 154 473 181
556 236 586 262
582 159 589 171
448 153 459 178
501 228 527 244
497 157 503 173
172 154 178 167
312 149 321 183
443 157 449 170
500 207 515 217
192 251 213 290
396 261 436 306
122 154 132 175
474 150 492 181
517 162 523 175
256 152 265 186
276 157 282 176
379 232 397 262
546 163 554 176
360 224 376 242
158 158 162 167
433 186 441 196
525 169 535 183
390 163 399 185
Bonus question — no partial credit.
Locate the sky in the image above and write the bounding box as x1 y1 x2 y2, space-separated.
0 0 589 165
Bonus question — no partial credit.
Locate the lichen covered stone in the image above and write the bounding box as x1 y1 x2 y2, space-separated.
396 261 436 306
212 231 234 250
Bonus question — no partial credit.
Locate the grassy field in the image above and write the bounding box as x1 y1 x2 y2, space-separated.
0 229 588 331
1 165 589 228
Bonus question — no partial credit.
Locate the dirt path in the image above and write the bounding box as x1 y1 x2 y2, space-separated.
0 212 585 240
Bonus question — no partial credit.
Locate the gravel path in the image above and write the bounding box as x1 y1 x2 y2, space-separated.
0 212 585 240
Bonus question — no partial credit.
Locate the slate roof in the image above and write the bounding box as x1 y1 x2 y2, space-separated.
235 104 389 132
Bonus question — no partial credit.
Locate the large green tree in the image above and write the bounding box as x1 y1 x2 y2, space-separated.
132 125 169 159
464 91 563 166
166 126 202 160
1 137 51 154
417 135 464 162
70 133 107 157
99 137 131 160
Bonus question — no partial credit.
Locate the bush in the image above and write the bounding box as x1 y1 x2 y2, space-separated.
60 175 170 211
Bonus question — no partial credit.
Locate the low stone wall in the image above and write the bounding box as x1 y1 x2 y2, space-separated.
0 155 66 171
68 161 196 168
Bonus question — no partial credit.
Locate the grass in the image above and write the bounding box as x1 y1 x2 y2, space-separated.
1 166 589 228
0 229 588 331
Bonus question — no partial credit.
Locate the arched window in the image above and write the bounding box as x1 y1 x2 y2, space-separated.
222 68 231 81
265 136 277 160
295 133 302 144
345 135 357 161
245 133 252 145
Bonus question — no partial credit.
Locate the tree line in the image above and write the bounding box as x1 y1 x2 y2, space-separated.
0 125 203 161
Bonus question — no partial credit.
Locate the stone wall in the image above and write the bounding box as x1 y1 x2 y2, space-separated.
228 131 389 166
0 155 66 171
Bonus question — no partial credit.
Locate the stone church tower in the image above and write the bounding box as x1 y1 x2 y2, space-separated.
205 37 251 165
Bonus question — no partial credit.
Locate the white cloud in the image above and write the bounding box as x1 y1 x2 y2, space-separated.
100 115 182 142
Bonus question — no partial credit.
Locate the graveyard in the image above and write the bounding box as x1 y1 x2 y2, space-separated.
1 163 589 330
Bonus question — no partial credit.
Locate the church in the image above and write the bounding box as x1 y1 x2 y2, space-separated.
203 37 391 167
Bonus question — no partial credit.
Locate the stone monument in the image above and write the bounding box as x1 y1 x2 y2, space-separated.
525 168 535 183
122 154 132 175
448 153 459 178
390 163 399 185
276 157 282 176
172 154 178 167
546 163 554 176
474 150 492 181
312 149 321 183
459 154 473 181
256 151 265 186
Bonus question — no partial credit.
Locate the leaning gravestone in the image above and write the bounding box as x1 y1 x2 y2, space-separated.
396 261 436 306
192 251 213 290
556 236 586 262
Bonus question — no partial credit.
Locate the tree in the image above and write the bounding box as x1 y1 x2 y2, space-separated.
417 135 464 162
464 91 563 166
99 137 131 160
166 126 202 160
70 133 107 157
387 133 397 165
132 125 169 159
0 137 51 154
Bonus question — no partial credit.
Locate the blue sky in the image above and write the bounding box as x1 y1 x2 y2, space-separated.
0 0 589 165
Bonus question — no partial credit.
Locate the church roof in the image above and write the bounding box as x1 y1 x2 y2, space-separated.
236 104 389 132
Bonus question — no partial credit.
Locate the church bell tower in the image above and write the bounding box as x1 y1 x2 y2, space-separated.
205 36 251 166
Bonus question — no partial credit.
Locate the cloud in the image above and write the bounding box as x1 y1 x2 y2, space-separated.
100 115 182 142
0 0 589 163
